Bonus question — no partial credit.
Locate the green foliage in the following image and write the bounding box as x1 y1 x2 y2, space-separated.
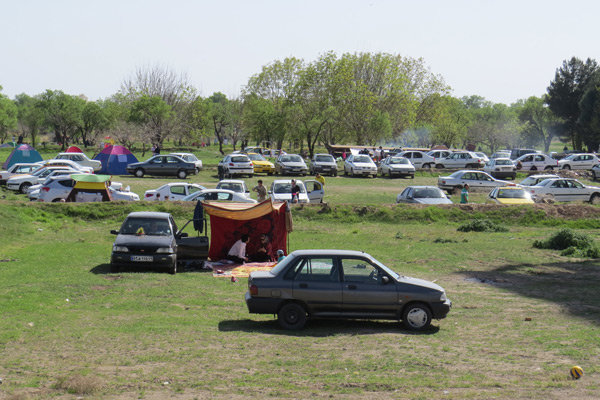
533 228 599 257
457 219 508 232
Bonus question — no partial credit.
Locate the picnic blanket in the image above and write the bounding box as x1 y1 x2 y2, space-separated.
207 260 277 278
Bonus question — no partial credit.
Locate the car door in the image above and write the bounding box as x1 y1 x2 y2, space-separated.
340 256 398 317
566 180 589 202
548 179 571 201
304 179 324 203
146 156 163 175
410 152 424 168
289 256 342 314
169 184 187 200
476 172 498 189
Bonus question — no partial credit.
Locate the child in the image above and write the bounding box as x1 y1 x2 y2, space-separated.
276 249 285 262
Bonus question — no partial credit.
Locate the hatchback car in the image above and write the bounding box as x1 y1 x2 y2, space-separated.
396 186 452 204
437 170 511 194
434 151 485 169
143 183 206 201
127 155 197 178
275 154 309 176
216 179 251 199
218 154 255 178
592 164 600 181
344 154 377 178
168 152 203 172
245 249 451 330
395 151 436 169
310 153 338 176
486 187 534 205
247 152 275 175
483 158 516 179
557 153 600 170
379 156 415 178
269 179 324 204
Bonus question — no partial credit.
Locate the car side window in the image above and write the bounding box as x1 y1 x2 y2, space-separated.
292 258 337 282
170 186 186 195
341 258 381 284
189 186 202 194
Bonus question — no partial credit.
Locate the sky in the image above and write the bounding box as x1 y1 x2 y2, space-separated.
2 0 599 105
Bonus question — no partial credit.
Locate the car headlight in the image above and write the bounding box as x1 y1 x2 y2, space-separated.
156 247 175 254
439 292 447 301
113 245 129 252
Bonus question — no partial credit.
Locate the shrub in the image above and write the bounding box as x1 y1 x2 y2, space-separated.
534 228 599 258
457 219 508 232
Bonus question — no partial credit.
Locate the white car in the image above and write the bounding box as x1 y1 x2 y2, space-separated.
55 153 102 172
216 179 251 199
379 156 415 178
144 183 206 201
437 170 511 194
483 158 516 179
395 151 436 169
218 154 254 178
592 164 600 181
343 154 377 177
40 159 94 174
426 150 452 160
268 179 324 204
169 152 203 172
526 178 600 204
0 163 42 184
37 177 139 202
27 169 81 200
514 153 558 171
396 186 453 204
557 153 600 170
519 174 559 187
6 166 72 193
434 151 485 169
182 188 258 203
475 152 490 163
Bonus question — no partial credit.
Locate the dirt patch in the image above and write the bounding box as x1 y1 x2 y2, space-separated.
447 203 600 219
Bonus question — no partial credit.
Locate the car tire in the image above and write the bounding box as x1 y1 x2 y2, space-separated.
278 303 307 330
135 168 145 178
344 169 348 176
19 182 31 194
530 166 537 171
563 165 571 170
402 302 432 331
177 170 188 179
52 198 62 202
168 258 177 274
590 193 600 204
544 166 554 171
435 164 444 169
388 171 393 178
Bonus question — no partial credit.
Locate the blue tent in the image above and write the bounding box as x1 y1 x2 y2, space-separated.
93 145 139 175
2 144 43 169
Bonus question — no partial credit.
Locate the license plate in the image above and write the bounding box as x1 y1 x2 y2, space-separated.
131 255 153 262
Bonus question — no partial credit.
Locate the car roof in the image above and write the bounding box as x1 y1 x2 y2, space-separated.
126 211 171 219
217 179 245 184
289 249 371 257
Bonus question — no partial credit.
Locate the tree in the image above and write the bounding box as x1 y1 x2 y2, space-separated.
14 93 45 147
429 96 470 147
578 74 600 152
128 95 172 146
517 96 563 152
38 90 84 150
243 94 287 151
206 93 232 155
546 57 598 150
0 88 19 143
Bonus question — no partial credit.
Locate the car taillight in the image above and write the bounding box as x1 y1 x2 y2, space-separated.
229 163 234 166
145 193 153 198
42 187 50 192
441 180 446 184
249 284 258 296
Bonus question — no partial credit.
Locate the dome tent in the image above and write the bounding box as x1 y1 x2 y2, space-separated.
93 145 139 175
2 144 43 169
66 145 83 153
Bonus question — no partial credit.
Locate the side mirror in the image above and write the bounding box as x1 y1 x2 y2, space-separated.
177 232 189 238
382 276 390 284
110 230 119 235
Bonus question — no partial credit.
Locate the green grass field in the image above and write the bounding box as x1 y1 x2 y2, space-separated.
1 144 599 399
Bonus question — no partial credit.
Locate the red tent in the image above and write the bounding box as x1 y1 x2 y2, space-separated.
66 146 83 153
203 200 291 261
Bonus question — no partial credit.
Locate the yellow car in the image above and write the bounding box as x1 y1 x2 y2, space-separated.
487 186 534 204
247 153 275 175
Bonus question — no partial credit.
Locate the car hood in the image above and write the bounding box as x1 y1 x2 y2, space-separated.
351 162 376 167
114 234 174 247
496 198 534 205
414 198 453 205
398 276 445 292
280 161 306 167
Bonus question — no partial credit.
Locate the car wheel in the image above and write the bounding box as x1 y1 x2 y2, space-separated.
268 172 273 176
177 170 188 179
410 174 414 179
278 303 307 330
135 168 145 178
344 168 348 176
351 168 355 177
168 258 177 274
563 164 571 170
402 302 432 331
590 193 600 205
435 164 444 169
544 166 553 171
530 166 537 171
423 163 432 169
52 198 62 202
19 182 31 194
388 171 393 178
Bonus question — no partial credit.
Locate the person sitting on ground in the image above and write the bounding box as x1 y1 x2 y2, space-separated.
227 234 249 264
249 233 273 262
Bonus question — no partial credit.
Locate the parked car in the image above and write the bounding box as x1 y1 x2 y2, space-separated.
474 152 490 163
110 211 208 274
144 183 206 201
36 177 138 202
26 168 81 200
218 154 255 178
269 179 324 203
262 149 287 158
54 152 102 172
437 170 511 194
434 151 485 169
510 148 540 160
39 159 94 174
426 150 452 160
310 153 338 176
592 164 600 181
0 163 42 185
168 153 203 172
275 154 309 176
343 154 378 178
514 153 558 171
182 189 257 203
525 178 600 203
519 174 559 187
6 166 72 193
483 158 517 179
557 153 600 170
247 152 275 175
245 249 451 330
127 155 197 178
216 179 251 199
396 186 453 204
396 151 436 169
379 156 415 178
486 187 534 205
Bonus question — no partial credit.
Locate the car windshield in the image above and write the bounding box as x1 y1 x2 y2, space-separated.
248 153 266 161
282 155 302 162
120 217 171 236
218 182 243 192
273 182 306 194
315 155 334 162
231 156 250 163
183 154 198 162
413 188 445 198
389 158 409 165
495 159 512 165
354 155 372 163
497 189 530 199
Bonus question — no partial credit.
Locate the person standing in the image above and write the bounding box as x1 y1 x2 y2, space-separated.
290 179 300 203
460 184 469 204
227 234 249 264
315 173 325 187
253 179 268 202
